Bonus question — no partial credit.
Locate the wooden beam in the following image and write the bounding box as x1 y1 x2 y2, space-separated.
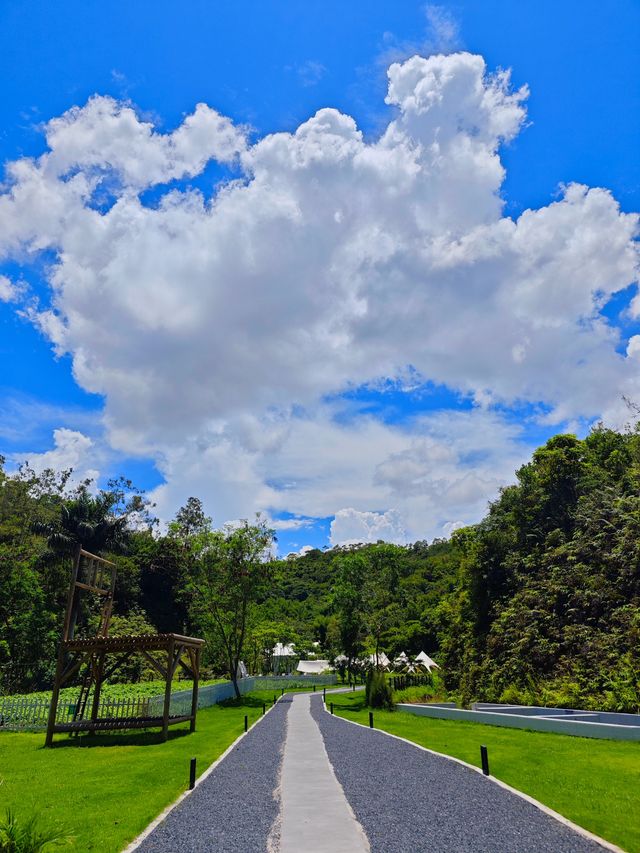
140 649 168 679
90 651 106 723
59 653 85 687
62 546 82 642
45 646 66 747
161 637 175 742
190 647 201 733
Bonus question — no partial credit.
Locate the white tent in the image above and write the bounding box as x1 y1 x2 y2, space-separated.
368 652 391 669
272 642 296 675
297 659 330 674
393 651 408 669
415 651 440 671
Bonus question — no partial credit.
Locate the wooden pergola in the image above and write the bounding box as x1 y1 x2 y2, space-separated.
45 547 204 746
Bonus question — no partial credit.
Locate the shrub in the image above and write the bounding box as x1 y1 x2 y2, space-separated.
365 670 394 710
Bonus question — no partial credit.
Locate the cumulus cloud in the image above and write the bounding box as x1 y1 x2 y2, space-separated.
1 51 638 541
14 428 100 485
330 508 407 546
146 405 530 543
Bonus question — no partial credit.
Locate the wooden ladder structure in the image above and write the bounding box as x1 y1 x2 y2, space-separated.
45 546 204 746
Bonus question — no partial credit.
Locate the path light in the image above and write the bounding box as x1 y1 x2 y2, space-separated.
189 757 197 790
330 703 334 715
481 745 490 776
244 715 248 733
369 712 374 729
262 703 266 715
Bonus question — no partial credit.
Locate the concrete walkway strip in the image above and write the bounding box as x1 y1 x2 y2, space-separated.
280 693 370 853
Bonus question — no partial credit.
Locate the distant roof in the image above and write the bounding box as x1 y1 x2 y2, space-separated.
297 659 330 674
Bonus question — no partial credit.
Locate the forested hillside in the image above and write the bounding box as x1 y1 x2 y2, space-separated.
1 425 639 711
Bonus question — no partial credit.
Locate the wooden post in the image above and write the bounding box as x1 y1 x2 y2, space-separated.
90 651 105 723
162 638 175 741
62 546 82 642
45 646 66 747
481 745 490 776
190 647 200 733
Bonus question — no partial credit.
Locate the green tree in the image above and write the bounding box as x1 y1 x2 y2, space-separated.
189 517 275 697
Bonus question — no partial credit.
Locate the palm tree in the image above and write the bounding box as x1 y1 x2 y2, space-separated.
35 486 130 558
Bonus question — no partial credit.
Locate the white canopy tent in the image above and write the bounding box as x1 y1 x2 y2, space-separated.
272 642 296 675
296 659 330 674
367 652 391 669
415 651 440 671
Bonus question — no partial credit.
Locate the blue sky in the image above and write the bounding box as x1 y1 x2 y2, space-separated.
1 1 638 554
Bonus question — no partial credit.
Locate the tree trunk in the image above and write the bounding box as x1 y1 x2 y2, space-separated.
230 670 241 699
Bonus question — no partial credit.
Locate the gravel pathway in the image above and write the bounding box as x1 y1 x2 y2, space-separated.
136 699 289 853
311 696 610 853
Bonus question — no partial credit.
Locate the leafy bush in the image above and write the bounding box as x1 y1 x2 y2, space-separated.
0 810 73 852
365 670 394 709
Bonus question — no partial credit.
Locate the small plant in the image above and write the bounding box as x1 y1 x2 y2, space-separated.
0 810 73 852
365 670 394 710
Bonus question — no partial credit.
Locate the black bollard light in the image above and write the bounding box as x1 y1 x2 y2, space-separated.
273 694 277 705
244 714 248 733
189 757 197 790
281 688 284 697
480 745 490 776
330 702 334 715
369 712 374 729
323 687 326 700
313 684 316 692
262 702 266 715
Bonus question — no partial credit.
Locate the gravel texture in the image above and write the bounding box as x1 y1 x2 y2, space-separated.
136 698 289 853
311 696 609 853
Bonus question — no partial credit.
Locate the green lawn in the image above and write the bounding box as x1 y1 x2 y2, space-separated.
0 689 282 852
326 694 640 853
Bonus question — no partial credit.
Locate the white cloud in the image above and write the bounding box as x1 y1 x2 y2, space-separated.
298 544 315 557
1 51 638 540
287 60 326 88
147 405 529 543
14 428 100 485
424 5 461 54
0 275 22 302
330 507 407 546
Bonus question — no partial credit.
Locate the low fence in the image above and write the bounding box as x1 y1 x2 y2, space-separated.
0 695 151 731
150 673 337 718
397 701 640 741
1 673 336 731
